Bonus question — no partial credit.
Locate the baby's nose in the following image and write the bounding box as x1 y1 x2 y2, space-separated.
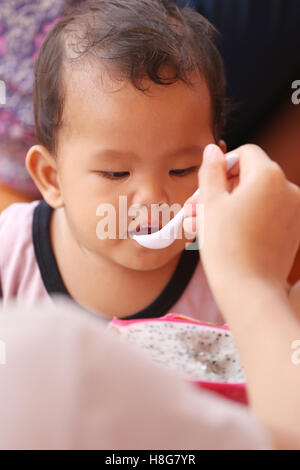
130 202 166 217
132 189 167 210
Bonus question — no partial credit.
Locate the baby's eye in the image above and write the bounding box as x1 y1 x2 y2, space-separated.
99 171 130 180
169 167 198 177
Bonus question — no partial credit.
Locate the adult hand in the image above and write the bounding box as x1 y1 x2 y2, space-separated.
183 144 300 296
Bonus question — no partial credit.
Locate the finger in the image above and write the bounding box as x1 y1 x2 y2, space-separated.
184 191 199 207
184 154 239 213
288 181 300 197
227 175 239 193
225 154 239 172
183 200 196 218
226 157 239 178
199 144 228 201
183 216 197 239
230 144 271 183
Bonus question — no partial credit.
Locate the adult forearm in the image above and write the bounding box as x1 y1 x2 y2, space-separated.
212 276 300 441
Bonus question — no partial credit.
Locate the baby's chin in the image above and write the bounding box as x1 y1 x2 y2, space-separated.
113 241 182 272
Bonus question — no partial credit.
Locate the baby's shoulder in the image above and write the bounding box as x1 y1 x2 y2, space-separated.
0 199 40 229
0 199 52 303
0 200 41 259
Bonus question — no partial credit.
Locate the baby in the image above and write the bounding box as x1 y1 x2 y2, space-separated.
0 0 227 323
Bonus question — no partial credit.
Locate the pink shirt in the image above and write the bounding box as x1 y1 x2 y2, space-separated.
0 200 224 324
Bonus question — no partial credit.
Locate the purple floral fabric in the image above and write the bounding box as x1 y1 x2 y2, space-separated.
0 1 68 196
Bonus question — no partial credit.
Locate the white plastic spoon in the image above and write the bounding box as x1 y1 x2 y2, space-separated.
131 154 239 249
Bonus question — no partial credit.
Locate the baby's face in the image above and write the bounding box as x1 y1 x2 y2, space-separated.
55 66 215 271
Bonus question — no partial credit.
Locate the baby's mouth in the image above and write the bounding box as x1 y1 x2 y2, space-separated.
136 224 162 235
129 222 162 236
138 225 161 235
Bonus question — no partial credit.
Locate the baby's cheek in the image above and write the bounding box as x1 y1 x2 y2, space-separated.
289 280 300 320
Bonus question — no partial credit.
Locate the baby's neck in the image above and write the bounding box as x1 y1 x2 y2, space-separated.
50 207 181 319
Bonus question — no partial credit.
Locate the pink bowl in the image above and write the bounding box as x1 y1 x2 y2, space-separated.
110 313 248 405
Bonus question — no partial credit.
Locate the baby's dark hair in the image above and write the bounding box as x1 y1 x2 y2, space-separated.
34 0 226 156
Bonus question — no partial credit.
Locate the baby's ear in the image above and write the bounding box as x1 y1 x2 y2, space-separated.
25 145 64 209
218 139 227 154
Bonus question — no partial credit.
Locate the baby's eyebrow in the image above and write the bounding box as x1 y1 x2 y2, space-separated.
91 145 204 160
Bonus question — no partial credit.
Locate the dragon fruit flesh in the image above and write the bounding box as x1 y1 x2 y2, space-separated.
108 314 247 405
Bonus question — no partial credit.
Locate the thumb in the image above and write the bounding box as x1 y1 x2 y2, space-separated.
199 144 228 201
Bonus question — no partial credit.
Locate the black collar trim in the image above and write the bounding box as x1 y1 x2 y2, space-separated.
32 200 199 320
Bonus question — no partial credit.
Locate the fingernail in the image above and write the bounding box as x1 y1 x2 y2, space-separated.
203 144 219 162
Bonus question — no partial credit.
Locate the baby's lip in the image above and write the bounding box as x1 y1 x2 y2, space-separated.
129 222 162 235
